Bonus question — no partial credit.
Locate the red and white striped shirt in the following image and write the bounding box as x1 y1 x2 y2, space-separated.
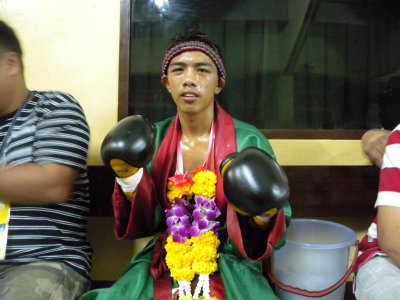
354 124 400 272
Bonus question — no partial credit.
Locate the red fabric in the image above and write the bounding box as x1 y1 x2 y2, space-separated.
151 103 237 211
151 233 172 300
386 129 400 146
151 110 181 210
379 168 400 193
353 217 381 273
227 205 287 261
150 103 236 300
209 272 225 299
113 172 159 239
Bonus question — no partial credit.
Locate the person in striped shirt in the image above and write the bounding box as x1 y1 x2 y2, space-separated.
0 21 92 299
354 124 400 299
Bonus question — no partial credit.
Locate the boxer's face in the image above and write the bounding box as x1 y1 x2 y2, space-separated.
162 50 224 116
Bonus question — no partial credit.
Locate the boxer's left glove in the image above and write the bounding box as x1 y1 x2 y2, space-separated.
220 147 289 227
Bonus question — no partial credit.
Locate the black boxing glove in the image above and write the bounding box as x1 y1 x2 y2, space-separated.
101 115 156 178
220 147 289 217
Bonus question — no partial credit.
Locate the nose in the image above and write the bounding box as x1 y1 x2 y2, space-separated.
182 69 197 87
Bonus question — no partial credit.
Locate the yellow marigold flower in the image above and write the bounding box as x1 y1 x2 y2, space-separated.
171 267 195 282
191 170 217 198
192 245 218 261
189 232 220 275
165 237 192 266
165 237 196 281
166 182 192 203
194 231 220 247
192 260 218 275
191 236 219 261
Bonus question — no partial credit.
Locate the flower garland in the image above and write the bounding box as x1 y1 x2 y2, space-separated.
165 167 221 300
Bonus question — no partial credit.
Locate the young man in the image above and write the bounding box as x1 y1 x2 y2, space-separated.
82 31 291 300
0 21 92 299
354 124 400 299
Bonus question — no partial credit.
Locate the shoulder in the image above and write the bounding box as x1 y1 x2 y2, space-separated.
146 116 175 171
233 118 263 135
154 116 175 137
34 91 79 105
153 116 175 151
391 124 400 136
155 116 175 128
33 91 85 114
32 91 87 122
232 118 267 141
30 91 89 133
387 124 400 145
232 118 275 158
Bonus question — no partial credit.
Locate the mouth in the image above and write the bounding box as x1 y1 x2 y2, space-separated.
180 91 199 101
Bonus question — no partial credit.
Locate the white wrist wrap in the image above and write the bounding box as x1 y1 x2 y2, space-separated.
116 168 143 193
254 214 271 223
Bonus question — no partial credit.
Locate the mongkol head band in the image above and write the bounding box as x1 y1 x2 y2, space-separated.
161 41 226 79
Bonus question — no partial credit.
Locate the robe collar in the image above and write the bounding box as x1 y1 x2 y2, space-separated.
151 102 236 209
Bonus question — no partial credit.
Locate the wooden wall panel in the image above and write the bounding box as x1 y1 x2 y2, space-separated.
284 166 378 218
88 165 379 218
88 166 114 217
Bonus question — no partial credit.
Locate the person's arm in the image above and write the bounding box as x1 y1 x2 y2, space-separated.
361 129 390 168
0 92 89 206
226 123 291 259
377 206 400 267
375 126 400 266
0 162 78 205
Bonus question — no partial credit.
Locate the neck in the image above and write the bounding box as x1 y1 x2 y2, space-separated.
178 107 214 138
1 85 29 116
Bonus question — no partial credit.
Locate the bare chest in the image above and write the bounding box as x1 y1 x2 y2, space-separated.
181 138 210 172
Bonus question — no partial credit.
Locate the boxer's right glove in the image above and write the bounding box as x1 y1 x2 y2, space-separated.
101 115 156 198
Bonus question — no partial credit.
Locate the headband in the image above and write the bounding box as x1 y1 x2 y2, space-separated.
161 41 226 79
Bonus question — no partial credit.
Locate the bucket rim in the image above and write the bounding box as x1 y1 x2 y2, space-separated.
285 218 357 249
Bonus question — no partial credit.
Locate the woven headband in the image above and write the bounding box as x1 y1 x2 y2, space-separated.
161 41 226 79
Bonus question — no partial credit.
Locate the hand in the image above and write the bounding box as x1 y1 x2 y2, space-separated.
115 168 144 201
361 129 390 168
252 208 278 229
110 158 139 178
101 115 156 177
220 147 289 216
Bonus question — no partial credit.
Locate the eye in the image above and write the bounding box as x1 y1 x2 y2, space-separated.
198 68 210 73
171 67 183 73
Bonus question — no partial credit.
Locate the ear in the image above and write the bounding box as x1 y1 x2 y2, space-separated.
161 75 171 93
215 77 225 95
3 52 22 76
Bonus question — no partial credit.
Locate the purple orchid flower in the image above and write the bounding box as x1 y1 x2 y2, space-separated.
190 196 221 237
165 198 193 242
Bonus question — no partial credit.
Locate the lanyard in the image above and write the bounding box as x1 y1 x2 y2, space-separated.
0 91 33 156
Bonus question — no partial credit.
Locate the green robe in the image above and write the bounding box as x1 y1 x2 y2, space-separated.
81 105 291 300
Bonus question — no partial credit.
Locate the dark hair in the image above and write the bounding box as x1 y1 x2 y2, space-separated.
0 21 22 56
167 30 223 60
